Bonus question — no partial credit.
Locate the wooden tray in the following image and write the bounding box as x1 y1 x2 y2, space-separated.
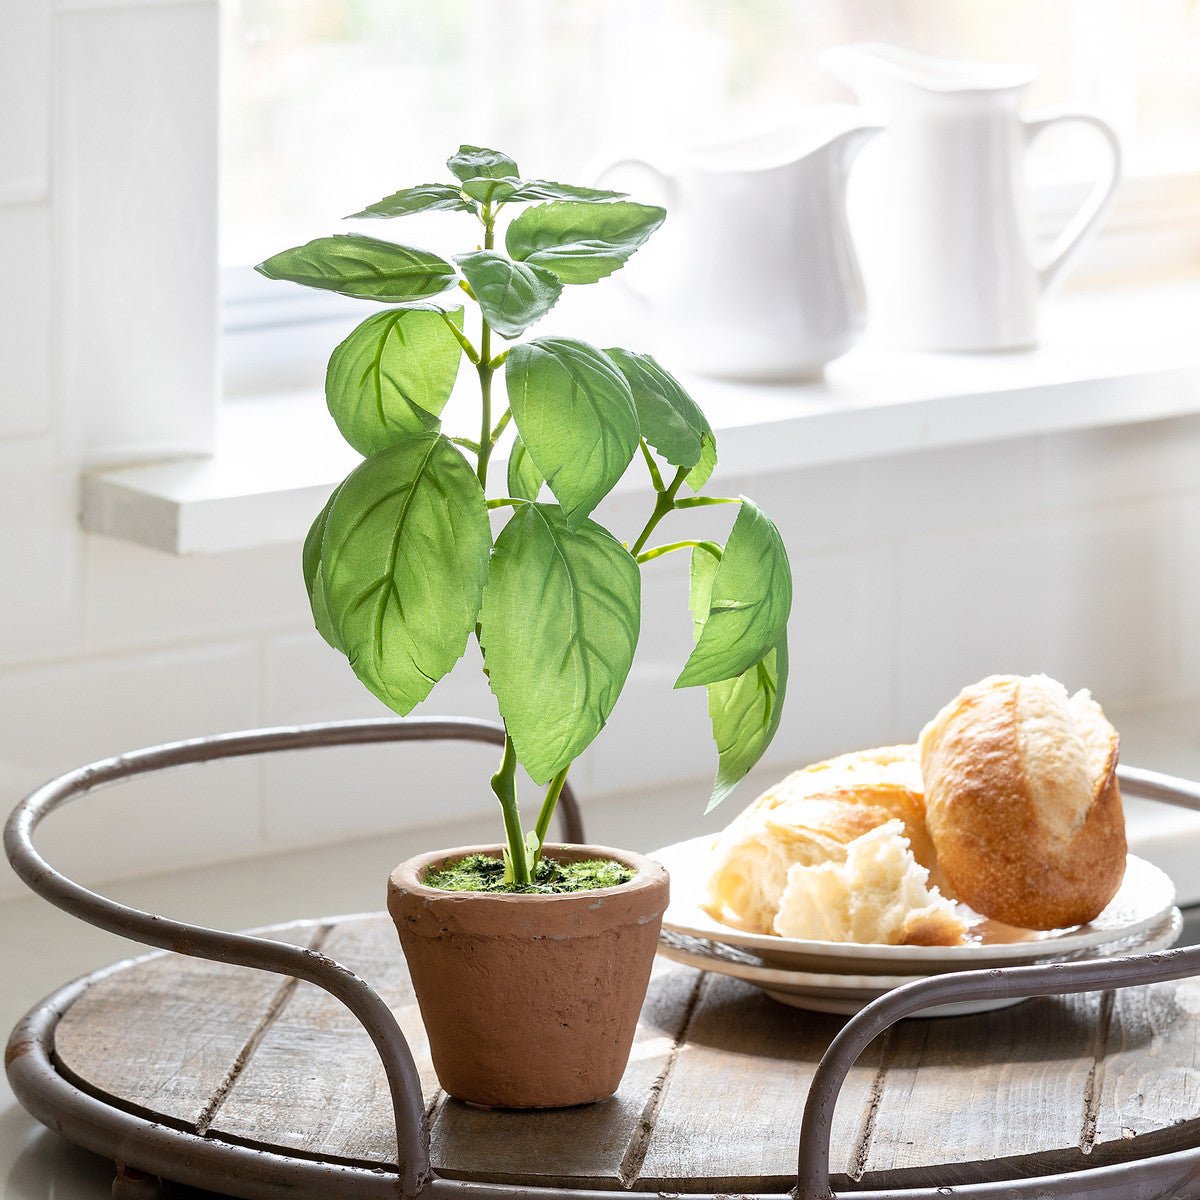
22 910 1200 1195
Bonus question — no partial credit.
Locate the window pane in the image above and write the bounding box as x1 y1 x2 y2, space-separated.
221 0 1200 267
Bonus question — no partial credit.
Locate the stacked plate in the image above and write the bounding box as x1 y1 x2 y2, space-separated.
650 837 1182 1017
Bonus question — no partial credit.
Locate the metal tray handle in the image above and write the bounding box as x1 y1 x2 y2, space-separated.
3 716 584 1198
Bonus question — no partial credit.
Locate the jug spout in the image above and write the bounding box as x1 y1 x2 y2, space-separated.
821 43 1033 109
825 123 881 174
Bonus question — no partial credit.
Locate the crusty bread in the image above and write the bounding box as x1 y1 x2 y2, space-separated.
705 744 946 934
774 820 965 946
918 674 1125 930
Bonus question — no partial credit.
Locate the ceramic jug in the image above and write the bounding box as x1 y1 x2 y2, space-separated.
822 44 1122 351
595 107 880 381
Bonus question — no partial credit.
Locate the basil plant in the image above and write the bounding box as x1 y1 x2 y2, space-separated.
259 145 792 885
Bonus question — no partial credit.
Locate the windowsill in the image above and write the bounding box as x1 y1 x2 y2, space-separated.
82 277 1200 555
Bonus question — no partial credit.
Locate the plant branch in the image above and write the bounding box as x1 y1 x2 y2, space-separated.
439 312 480 365
630 466 688 557
639 439 666 492
489 407 512 444
486 496 524 510
636 539 722 565
490 732 530 884
533 766 570 866
451 436 481 454
674 495 740 509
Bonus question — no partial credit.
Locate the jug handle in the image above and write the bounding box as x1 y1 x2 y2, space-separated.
1023 111 1122 293
589 156 678 303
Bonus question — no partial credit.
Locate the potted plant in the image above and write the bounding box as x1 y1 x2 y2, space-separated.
257 144 792 1108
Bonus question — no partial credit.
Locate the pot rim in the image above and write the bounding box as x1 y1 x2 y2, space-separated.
389 842 668 905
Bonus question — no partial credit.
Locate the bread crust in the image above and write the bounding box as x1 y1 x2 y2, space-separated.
919 676 1126 930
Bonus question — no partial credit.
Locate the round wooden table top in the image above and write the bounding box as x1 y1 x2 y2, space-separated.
49 912 1200 1194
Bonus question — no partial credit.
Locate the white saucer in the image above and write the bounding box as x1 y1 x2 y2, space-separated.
658 907 1183 1017
650 836 1177 973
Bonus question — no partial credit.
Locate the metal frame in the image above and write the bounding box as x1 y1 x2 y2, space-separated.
5 722 1200 1200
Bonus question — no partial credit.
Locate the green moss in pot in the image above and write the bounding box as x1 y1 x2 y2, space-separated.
257 144 793 1108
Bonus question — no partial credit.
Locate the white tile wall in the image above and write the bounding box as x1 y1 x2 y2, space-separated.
1 0 1199 898
0 203 52 440
82 537 311 652
0 642 262 891
0 0 50 204
1177 493 1200 694
0 465 84 665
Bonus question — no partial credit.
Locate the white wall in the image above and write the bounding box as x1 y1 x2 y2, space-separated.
2 0 1199 898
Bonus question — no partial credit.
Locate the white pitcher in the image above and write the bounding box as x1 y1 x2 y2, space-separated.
822 44 1122 351
595 108 880 381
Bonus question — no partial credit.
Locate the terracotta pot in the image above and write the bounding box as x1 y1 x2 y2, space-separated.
387 842 668 1109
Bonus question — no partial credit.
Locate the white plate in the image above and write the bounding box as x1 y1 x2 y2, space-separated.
658 907 1183 1017
651 836 1177 973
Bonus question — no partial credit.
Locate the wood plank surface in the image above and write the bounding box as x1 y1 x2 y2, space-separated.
52 921 320 1129
857 992 1105 1189
634 973 882 1192
209 914 437 1165
430 957 700 1188
1088 979 1200 1164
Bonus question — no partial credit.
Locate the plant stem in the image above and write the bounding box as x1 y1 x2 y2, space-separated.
486 496 524 509
474 216 497 490
533 766 570 864
630 466 688 557
490 732 530 884
636 539 723 565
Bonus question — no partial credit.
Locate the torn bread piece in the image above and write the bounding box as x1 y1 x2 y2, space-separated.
773 820 966 946
704 745 941 934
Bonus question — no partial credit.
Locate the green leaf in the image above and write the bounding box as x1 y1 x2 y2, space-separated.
687 432 718 493
447 144 519 182
479 503 640 783
507 180 628 203
707 641 789 812
325 308 465 455
505 338 640 524
505 201 666 284
456 250 563 339
302 486 344 652
605 348 715 483
524 829 541 863
349 183 473 219
256 234 457 302
461 176 520 204
688 548 789 812
676 498 792 688
507 435 545 501
321 434 491 715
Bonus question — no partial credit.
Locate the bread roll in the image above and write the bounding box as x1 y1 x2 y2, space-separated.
774 820 966 946
705 745 943 934
919 674 1125 930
